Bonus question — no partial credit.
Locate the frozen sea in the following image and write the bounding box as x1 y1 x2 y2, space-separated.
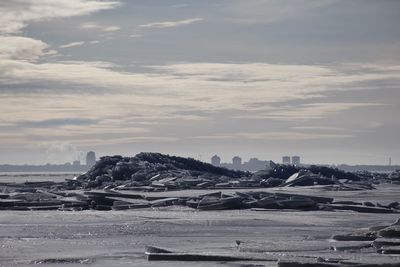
0 172 80 183
0 183 400 266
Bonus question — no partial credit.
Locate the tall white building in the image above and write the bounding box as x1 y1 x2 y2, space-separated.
292 156 301 166
282 156 291 165
232 156 242 170
86 151 96 167
211 155 221 166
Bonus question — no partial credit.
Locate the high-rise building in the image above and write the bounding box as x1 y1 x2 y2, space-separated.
292 156 300 166
232 156 242 170
246 158 268 171
282 156 291 165
211 155 221 166
86 151 96 167
72 160 80 166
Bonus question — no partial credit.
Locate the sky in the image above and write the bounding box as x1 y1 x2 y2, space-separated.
0 0 399 165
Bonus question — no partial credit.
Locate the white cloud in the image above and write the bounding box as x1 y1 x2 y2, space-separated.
81 22 120 32
0 0 120 34
70 136 179 146
59 41 85 49
0 36 48 61
225 0 337 25
81 22 100 29
238 131 353 141
0 133 26 143
104 26 120 32
38 142 77 154
190 135 235 140
234 103 385 121
0 57 398 146
31 141 82 164
139 18 203 29
190 131 353 141
291 126 348 131
1 60 399 113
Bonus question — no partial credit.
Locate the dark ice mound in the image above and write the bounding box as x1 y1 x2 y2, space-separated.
74 153 369 190
263 163 359 181
76 152 249 189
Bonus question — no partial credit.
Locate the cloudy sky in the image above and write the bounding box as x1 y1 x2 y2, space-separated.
0 0 399 165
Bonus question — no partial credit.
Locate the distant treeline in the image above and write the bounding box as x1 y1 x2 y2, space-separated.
0 164 90 172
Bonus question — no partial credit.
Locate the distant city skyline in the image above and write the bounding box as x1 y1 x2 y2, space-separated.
0 150 396 167
212 155 270 172
0 150 398 173
0 1 399 165
0 151 96 172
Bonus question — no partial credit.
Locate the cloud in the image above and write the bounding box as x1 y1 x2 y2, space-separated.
104 26 120 32
59 41 85 49
190 135 236 140
290 123 384 133
238 131 354 141
139 18 203 29
19 120 175 146
234 102 385 121
1 60 399 112
81 22 100 29
0 0 120 34
81 22 120 32
291 126 348 131
224 0 337 25
69 136 179 146
18 118 99 128
32 141 82 163
26 125 150 141
0 48 398 147
190 131 353 141
0 36 49 61
37 142 77 154
0 133 26 143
